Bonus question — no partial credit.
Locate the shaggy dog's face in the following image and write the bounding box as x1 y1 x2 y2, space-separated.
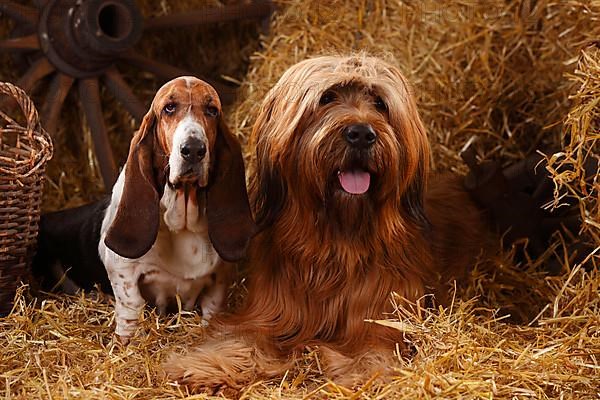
297 84 399 201
252 56 431 233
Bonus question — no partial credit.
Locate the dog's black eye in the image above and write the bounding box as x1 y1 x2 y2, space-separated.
163 102 177 115
205 105 219 118
320 91 337 105
374 96 387 112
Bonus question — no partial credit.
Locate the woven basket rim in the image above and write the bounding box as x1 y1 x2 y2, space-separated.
0 82 54 178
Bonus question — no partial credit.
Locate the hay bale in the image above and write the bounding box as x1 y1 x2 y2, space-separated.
546 45 600 246
0 1 599 398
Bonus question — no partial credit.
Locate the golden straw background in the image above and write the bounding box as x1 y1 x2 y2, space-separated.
1 1 599 398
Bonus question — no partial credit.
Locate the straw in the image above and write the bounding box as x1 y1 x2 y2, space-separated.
1 1 599 398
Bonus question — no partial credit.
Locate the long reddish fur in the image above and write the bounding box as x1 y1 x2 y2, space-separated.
165 55 492 389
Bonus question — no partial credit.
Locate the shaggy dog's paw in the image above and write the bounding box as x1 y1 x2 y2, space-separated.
163 338 258 391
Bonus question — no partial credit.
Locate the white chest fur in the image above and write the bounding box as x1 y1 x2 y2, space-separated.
151 220 221 280
153 180 221 279
98 171 227 337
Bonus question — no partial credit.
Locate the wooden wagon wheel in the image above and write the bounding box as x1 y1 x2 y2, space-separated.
0 0 272 188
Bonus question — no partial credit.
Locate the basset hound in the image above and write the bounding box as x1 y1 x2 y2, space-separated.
33 77 255 339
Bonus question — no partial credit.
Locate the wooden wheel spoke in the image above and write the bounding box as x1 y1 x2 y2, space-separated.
103 67 146 121
0 2 39 25
0 58 54 111
41 73 74 136
121 51 191 81
0 34 40 51
32 0 49 9
17 57 55 92
121 52 236 104
78 78 117 189
143 1 272 30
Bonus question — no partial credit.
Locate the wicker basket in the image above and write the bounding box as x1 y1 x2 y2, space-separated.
0 82 53 315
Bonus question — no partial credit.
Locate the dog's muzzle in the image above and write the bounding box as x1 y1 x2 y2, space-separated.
343 124 377 149
336 124 376 195
180 137 207 164
170 135 209 187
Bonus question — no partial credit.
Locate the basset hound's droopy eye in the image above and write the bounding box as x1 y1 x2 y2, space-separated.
205 105 219 118
163 102 177 115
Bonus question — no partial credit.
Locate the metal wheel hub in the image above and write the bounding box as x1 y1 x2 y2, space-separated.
39 0 142 79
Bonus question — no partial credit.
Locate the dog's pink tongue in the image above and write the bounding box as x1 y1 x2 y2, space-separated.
338 170 371 194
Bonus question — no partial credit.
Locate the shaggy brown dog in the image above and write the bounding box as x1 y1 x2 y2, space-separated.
165 55 491 388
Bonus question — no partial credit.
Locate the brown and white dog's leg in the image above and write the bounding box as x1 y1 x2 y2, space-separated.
106 262 146 339
199 263 232 320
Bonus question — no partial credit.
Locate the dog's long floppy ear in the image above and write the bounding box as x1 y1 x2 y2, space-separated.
382 66 432 230
402 159 430 230
398 100 431 230
207 117 256 262
249 93 288 230
253 153 286 230
104 110 161 259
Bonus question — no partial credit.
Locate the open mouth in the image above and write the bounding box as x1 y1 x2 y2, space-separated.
337 168 371 195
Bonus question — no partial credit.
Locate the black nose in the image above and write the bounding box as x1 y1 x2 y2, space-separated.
343 124 377 149
180 138 207 163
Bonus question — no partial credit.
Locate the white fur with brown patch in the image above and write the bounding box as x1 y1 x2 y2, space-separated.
98 117 227 339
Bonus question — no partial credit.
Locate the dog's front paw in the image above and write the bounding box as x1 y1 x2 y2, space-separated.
117 333 133 345
163 338 259 391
